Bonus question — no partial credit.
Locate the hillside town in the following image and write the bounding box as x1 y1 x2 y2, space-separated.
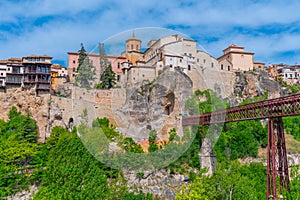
0 34 299 96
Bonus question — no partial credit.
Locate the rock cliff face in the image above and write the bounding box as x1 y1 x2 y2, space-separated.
228 69 282 106
0 88 66 142
124 169 190 200
116 69 193 142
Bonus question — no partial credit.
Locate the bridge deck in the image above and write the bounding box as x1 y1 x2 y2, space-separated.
182 93 300 125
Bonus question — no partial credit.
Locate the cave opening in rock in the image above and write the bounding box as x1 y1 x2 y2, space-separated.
164 92 175 115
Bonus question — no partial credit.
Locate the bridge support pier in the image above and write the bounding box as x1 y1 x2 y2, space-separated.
267 117 290 200
199 138 216 175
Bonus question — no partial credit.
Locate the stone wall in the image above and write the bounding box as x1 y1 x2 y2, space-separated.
52 86 127 128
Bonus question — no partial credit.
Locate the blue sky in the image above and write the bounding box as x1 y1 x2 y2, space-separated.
0 0 300 66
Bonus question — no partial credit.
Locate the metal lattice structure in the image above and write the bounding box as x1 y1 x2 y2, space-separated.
182 93 300 200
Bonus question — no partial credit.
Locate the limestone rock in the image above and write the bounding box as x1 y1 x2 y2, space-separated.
116 69 192 142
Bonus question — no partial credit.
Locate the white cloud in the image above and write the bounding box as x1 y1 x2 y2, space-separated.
0 0 300 65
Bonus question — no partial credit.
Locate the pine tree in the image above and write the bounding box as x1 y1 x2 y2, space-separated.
75 43 96 89
97 65 116 89
77 43 87 72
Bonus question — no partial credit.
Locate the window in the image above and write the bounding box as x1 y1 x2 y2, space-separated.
0 73 3 76
197 58 199 63
133 77 135 80
290 74 292 78
188 65 191 71
131 44 133 50
180 59 182 62
73 68 75 72
142 74 145 77
203 59 206 63
117 75 120 82
136 45 139 50
117 62 120 69
228 66 230 71
221 64 223 70
211 63 214 68
73 60 75 64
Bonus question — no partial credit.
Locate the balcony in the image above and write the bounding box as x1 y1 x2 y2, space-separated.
36 85 50 90
6 80 21 84
36 70 50 74
37 79 50 83
24 70 37 74
23 79 36 84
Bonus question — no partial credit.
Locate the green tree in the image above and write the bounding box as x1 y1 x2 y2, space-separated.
75 43 96 89
176 161 266 200
148 130 159 152
77 43 87 71
96 65 116 89
0 107 41 197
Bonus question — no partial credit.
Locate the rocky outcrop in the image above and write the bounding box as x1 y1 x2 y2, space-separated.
6 185 38 200
124 169 190 200
53 83 72 97
228 69 281 106
116 69 193 142
0 88 67 142
0 88 50 142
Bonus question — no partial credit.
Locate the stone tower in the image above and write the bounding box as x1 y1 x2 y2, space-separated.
199 138 216 175
126 32 141 52
122 32 143 66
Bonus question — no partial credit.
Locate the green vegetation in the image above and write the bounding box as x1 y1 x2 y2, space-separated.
1 87 300 199
91 117 144 153
148 130 159 152
75 43 96 89
35 129 153 199
283 116 300 141
0 108 153 199
95 65 117 89
176 161 267 200
0 107 43 197
214 120 268 161
288 84 300 94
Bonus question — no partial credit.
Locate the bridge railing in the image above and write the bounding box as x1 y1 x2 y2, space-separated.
182 93 300 125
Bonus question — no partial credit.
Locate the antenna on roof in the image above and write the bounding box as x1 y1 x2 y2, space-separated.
132 30 135 38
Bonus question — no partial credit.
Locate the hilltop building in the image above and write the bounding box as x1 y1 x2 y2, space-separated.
22 55 52 93
121 32 143 65
121 34 229 94
51 64 68 90
217 44 264 71
0 55 53 94
67 52 126 85
266 64 300 85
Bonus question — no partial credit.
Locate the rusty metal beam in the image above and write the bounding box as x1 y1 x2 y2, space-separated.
182 93 300 126
181 94 300 199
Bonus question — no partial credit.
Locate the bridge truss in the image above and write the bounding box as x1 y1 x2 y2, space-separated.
182 93 300 200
